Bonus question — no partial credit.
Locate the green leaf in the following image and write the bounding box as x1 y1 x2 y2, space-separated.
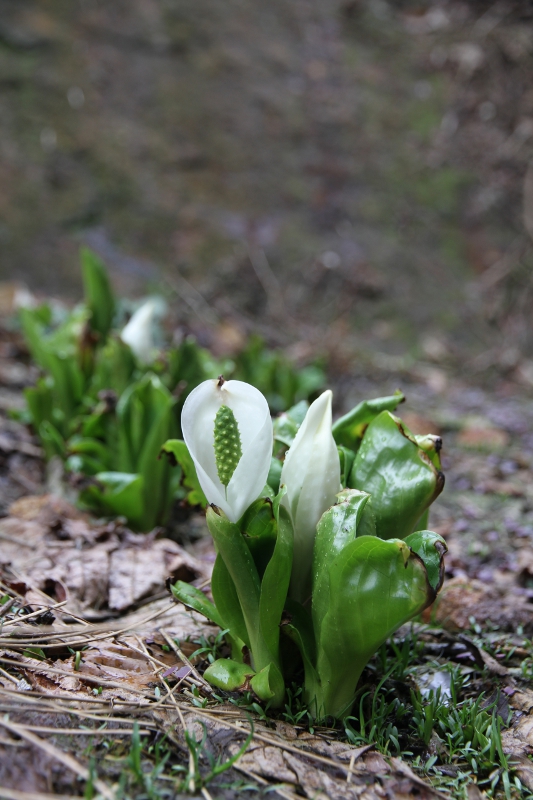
203 659 255 691
405 530 447 591
169 580 225 628
314 535 442 719
211 554 250 647
160 439 207 508
338 445 356 487
249 662 285 705
89 336 136 398
81 248 115 338
281 599 319 702
25 379 54 433
116 374 177 529
39 420 66 459
258 497 293 668
273 400 309 447
348 411 444 540
313 489 375 636
207 508 262 662
332 391 405 451
239 498 278 578
267 457 283 493
80 472 144 526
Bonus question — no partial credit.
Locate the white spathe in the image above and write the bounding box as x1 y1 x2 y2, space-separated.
280 389 341 603
120 300 158 363
181 379 273 523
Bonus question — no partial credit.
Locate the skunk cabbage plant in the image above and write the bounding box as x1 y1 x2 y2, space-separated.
168 380 447 719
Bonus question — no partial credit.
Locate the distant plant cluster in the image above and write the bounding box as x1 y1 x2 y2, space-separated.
18 248 324 530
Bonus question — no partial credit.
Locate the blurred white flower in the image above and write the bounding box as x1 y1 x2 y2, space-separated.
181 378 273 522
120 300 158 363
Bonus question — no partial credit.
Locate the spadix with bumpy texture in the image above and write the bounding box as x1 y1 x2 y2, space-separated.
214 405 242 487
181 378 273 522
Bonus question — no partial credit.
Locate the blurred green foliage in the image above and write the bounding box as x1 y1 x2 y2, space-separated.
19 249 325 530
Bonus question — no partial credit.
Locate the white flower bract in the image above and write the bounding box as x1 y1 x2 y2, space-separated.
181 379 273 522
281 389 341 603
120 299 158 364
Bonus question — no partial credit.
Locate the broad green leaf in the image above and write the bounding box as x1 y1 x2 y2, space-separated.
211 554 250 647
348 411 444 540
160 439 207 508
169 580 225 628
312 489 375 635
412 508 429 533
315 535 442 719
204 659 255 691
81 247 115 338
405 530 447 591
332 391 405 451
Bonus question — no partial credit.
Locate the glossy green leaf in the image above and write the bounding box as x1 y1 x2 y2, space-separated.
160 439 207 508
169 580 225 628
249 662 285 705
404 530 447 591
332 391 405 451
313 489 375 636
81 248 115 338
348 411 444 540
203 659 255 691
314 535 442 719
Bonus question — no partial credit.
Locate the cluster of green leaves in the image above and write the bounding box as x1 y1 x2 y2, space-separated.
19 249 324 530
171 392 448 719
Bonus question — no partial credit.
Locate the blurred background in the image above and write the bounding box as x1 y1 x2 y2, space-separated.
1 0 533 395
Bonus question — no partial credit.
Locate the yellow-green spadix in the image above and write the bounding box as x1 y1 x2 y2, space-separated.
181 378 273 522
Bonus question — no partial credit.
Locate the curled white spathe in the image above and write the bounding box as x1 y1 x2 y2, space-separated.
181 379 273 523
280 389 341 603
120 300 158 363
